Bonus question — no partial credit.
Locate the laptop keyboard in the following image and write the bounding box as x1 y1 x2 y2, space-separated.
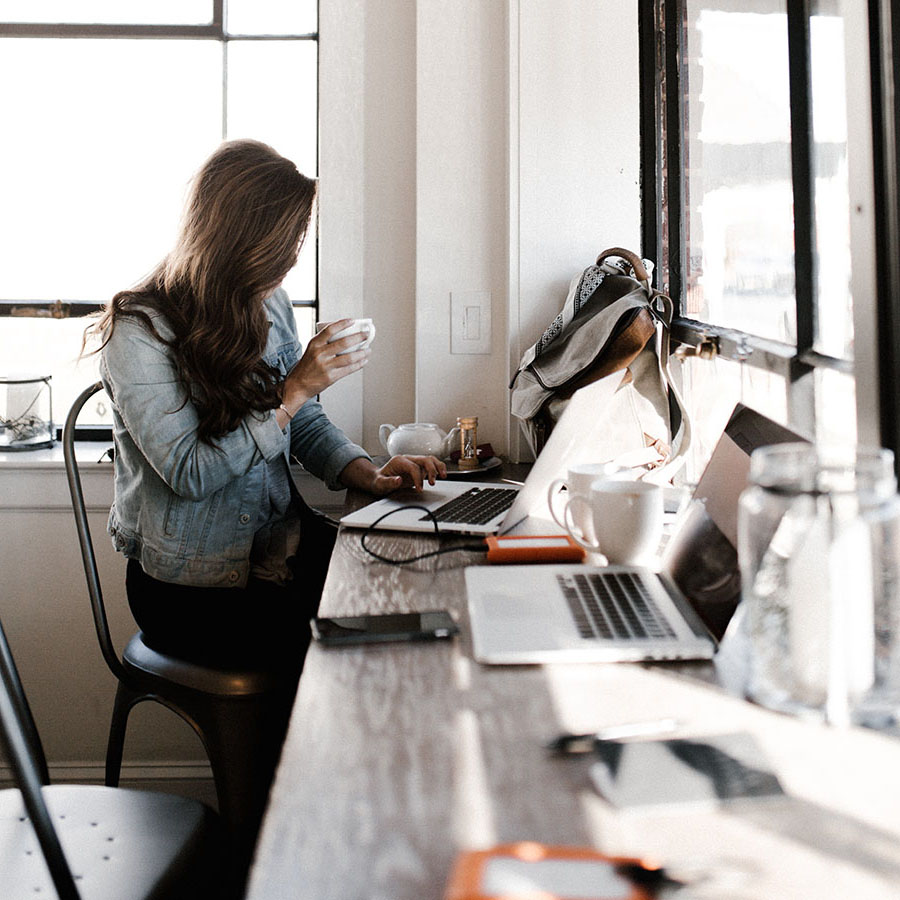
421 486 518 525
558 572 676 640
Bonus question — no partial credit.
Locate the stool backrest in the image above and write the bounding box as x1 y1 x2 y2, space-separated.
63 382 128 683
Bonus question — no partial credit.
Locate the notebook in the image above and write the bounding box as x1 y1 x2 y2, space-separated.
340 371 661 536
465 403 804 664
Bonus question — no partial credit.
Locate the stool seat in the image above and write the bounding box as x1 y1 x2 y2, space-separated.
122 633 289 697
0 785 216 900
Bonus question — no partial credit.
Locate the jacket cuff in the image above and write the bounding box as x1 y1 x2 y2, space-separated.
321 445 371 491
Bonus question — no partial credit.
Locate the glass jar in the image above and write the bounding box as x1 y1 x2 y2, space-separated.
737 442 897 725
0 375 54 451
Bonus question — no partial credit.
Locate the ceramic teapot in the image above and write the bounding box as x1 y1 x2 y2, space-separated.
378 422 460 458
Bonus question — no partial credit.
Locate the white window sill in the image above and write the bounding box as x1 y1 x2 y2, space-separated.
0 442 341 512
0 441 111 470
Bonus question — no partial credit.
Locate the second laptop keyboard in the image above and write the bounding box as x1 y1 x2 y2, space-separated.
559 571 676 641
421 486 519 526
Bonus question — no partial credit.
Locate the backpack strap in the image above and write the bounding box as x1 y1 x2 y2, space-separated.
596 247 651 292
643 289 693 482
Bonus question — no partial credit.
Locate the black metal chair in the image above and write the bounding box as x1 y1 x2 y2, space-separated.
0 603 220 899
63 382 298 880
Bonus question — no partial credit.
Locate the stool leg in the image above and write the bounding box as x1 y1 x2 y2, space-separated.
105 682 139 787
195 689 295 886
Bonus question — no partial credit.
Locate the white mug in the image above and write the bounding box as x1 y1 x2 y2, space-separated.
565 479 664 565
316 318 376 355
547 463 626 543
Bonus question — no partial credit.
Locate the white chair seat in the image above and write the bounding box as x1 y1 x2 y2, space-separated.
0 785 216 899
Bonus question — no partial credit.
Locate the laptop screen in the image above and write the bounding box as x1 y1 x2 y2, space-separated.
663 404 805 640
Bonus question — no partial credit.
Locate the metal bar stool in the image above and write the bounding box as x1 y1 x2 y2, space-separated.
63 381 298 883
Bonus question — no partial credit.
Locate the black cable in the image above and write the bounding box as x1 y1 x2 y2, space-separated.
359 505 488 565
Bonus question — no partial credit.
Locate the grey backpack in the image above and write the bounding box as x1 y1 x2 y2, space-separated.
510 247 691 479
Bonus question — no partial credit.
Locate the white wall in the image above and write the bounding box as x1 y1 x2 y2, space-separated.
318 0 419 453
512 0 642 457
318 0 641 461
414 1 511 448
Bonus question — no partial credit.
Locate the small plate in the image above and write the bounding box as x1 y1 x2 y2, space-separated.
443 456 503 479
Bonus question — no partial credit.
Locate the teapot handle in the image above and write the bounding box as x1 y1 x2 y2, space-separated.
379 424 395 453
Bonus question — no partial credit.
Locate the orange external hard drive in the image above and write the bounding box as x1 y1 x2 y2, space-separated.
484 534 586 564
444 842 660 900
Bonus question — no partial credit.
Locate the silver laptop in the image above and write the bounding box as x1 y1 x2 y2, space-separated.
466 404 804 664
340 372 662 536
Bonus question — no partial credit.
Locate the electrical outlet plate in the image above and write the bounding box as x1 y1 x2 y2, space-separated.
450 291 491 354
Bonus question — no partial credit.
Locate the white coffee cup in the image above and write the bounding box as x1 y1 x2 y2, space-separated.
316 318 376 355
564 479 664 565
547 462 626 543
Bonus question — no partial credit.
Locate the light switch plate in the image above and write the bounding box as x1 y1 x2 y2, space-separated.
451 291 491 354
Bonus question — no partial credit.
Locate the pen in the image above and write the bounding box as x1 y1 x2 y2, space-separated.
547 718 681 754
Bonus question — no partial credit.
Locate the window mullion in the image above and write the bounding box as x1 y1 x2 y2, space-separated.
871 0 900 469
664 0 687 312
0 23 223 38
221 38 229 140
786 0 817 356
639 0 661 269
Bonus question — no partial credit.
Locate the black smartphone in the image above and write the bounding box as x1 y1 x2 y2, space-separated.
310 610 459 646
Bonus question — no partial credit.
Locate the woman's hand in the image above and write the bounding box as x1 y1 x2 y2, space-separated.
280 319 370 415
340 455 447 495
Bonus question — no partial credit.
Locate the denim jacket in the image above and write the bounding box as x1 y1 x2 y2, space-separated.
100 288 369 587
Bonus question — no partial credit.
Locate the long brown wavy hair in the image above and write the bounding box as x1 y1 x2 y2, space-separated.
91 139 317 443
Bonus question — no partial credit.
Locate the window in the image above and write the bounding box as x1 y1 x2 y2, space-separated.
641 0 896 476
0 1 318 428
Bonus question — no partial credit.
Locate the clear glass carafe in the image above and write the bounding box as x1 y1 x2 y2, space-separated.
737 443 898 725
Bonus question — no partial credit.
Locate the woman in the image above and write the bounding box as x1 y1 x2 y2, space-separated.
93 139 444 672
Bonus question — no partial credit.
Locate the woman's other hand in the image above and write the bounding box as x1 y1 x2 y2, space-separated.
339 455 447 496
281 319 370 414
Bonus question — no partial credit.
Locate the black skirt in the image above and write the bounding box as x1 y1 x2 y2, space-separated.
126 499 338 674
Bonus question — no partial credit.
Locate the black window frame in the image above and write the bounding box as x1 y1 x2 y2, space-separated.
0 1 320 441
640 0 900 453
0 0 320 325
869 0 900 472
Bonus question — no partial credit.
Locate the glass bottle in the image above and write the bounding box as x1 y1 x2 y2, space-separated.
737 442 897 725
